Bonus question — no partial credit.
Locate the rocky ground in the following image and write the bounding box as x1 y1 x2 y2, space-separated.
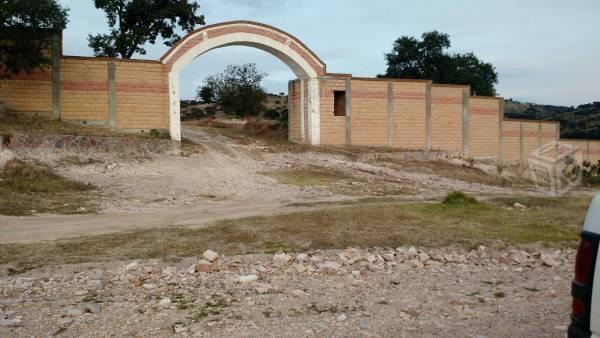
0 245 573 337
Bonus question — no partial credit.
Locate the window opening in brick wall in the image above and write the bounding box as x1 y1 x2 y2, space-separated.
333 91 346 116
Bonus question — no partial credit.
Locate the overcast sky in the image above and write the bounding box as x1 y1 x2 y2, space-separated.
58 0 599 106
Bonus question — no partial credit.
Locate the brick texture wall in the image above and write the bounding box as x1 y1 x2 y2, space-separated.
0 70 53 116
469 97 500 158
431 85 465 152
60 57 109 121
350 79 388 146
289 80 302 143
392 81 427 149
319 77 346 145
114 61 169 130
501 120 521 161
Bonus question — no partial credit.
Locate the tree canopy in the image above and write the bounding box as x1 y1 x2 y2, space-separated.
198 63 268 118
0 0 69 75
380 31 498 96
88 0 205 58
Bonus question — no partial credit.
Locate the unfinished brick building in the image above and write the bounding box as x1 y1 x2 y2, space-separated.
1 21 599 163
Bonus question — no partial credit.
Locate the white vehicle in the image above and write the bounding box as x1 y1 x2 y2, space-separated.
569 194 600 338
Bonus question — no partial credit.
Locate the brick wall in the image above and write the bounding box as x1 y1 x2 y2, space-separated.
501 120 521 161
391 81 427 149
468 97 500 158
0 70 53 116
431 85 465 152
114 60 169 130
60 57 109 122
289 80 302 143
319 77 346 145
350 79 388 146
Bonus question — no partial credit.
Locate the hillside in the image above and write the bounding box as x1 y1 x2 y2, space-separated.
504 99 600 139
180 93 288 121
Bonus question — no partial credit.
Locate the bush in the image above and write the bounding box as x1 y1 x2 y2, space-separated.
149 129 160 138
442 191 478 205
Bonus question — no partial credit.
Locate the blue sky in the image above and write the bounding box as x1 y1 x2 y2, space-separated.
58 0 600 106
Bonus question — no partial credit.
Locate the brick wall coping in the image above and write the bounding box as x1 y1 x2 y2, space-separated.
61 55 163 64
503 118 560 125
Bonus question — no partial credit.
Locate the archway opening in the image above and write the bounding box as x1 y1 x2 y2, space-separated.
160 21 325 143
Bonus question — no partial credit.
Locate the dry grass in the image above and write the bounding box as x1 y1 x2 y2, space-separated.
0 159 99 216
0 195 589 275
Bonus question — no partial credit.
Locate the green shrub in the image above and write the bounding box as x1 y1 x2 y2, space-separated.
442 191 478 205
149 129 160 138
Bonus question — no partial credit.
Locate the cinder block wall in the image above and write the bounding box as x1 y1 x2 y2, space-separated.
431 85 466 152
469 97 500 158
61 57 109 122
350 79 388 146
114 60 169 131
289 80 302 143
319 76 347 145
391 81 428 149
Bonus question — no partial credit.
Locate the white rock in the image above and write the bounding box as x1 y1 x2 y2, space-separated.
273 253 292 266
318 261 342 273
351 270 361 278
202 249 219 262
159 298 172 307
513 202 527 209
337 314 348 322
15 278 35 288
540 254 560 267
66 307 84 317
125 261 139 271
142 283 156 290
418 252 430 263
296 253 308 263
0 318 21 327
291 289 307 298
238 274 258 283
293 264 306 274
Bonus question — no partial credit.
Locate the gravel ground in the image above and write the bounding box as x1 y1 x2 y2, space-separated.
0 245 574 337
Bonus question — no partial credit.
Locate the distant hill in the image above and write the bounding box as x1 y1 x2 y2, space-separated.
504 99 600 140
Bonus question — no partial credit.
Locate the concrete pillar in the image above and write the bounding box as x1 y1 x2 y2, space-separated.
51 33 61 120
498 100 505 162
287 80 293 141
168 72 181 141
387 81 393 147
300 79 305 143
108 61 116 129
538 123 542 148
519 123 525 164
345 78 352 145
307 78 320 145
426 81 432 150
462 89 470 156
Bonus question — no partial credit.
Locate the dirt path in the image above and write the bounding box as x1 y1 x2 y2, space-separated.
0 125 565 244
0 126 356 244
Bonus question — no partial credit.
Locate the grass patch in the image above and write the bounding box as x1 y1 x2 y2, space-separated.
442 191 478 206
0 195 589 274
0 159 99 216
262 166 366 195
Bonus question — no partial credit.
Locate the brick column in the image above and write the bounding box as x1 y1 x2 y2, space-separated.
462 89 470 156
108 61 116 129
51 33 61 120
498 100 505 162
345 78 352 145
300 79 305 143
387 81 393 147
426 81 432 151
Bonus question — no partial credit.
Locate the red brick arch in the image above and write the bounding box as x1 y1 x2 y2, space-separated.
160 21 326 77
